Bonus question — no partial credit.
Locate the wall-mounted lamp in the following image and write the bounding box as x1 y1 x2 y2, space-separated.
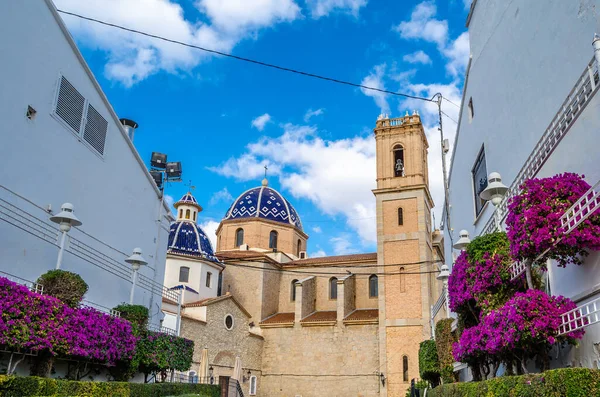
480 172 508 206
243 369 252 383
209 365 214 384
379 372 386 387
453 230 471 250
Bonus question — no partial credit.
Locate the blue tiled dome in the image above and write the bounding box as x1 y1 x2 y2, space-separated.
224 183 303 230
167 220 219 263
175 192 202 210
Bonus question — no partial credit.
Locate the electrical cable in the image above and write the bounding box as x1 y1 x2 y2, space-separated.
442 96 461 108
56 9 436 103
441 110 458 124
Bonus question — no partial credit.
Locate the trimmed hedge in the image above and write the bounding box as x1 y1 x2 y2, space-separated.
429 368 600 397
0 375 220 397
435 318 456 384
419 339 440 385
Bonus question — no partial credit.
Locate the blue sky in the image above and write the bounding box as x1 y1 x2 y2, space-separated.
55 0 470 257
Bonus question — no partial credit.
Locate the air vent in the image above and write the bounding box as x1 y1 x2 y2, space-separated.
55 76 85 133
83 104 108 155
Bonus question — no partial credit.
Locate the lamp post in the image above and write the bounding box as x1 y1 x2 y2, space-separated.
126 248 148 304
480 172 509 229
209 366 214 384
453 230 471 251
437 263 450 318
49 203 82 270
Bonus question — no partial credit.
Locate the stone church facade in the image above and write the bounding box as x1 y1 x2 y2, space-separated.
161 113 446 396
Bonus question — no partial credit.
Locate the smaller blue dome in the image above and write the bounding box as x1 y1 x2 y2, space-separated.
167 221 219 263
175 192 202 210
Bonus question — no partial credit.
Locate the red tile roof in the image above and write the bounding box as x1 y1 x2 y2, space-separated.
344 309 379 323
300 311 337 323
284 253 377 267
259 312 295 325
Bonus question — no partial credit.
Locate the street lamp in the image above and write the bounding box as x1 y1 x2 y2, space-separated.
209 366 214 384
49 203 82 270
453 230 471 251
126 247 148 304
437 264 451 318
480 172 509 206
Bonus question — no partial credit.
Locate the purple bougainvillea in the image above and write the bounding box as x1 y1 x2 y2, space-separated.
0 277 136 365
506 173 600 267
448 251 473 312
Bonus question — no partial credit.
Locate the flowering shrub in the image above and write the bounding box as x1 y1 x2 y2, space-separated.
448 251 473 312
0 277 136 366
453 290 583 364
135 331 194 375
506 173 600 267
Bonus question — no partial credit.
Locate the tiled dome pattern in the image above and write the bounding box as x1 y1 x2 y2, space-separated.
224 186 303 230
167 220 219 263
175 192 201 208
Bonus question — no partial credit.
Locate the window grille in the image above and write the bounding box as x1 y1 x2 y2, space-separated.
83 103 107 155
55 76 85 133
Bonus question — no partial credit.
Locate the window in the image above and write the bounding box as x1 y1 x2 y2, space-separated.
403 355 409 382
188 371 197 384
269 230 278 250
472 147 488 217
249 375 257 395
193 211 197 222
297 239 302 256
179 209 183 219
225 314 234 330
399 267 406 293
393 145 405 177
206 272 212 288
329 277 338 300
179 266 190 283
291 279 298 301
468 97 474 122
185 209 191 219
53 76 108 155
235 228 244 247
398 207 404 226
369 275 378 298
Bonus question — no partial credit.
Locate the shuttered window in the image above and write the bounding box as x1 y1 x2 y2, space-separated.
54 75 108 156
83 104 108 155
55 76 85 133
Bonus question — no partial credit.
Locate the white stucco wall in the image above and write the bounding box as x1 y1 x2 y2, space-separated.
445 0 600 369
0 1 169 320
165 255 221 302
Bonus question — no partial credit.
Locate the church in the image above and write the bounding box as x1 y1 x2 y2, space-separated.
161 113 446 397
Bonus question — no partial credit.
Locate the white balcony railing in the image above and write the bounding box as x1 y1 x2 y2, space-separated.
558 297 600 336
561 180 600 235
508 261 526 280
479 56 599 237
0 270 44 294
147 323 177 336
80 300 121 317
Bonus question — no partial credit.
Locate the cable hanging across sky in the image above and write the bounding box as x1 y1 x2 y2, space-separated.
56 9 450 105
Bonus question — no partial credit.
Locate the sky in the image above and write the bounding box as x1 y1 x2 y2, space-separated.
54 0 471 257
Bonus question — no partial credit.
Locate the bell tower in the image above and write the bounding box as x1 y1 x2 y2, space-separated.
373 112 436 397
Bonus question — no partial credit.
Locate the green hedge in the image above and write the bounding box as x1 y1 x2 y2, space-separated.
419 339 440 385
0 375 220 397
429 368 600 397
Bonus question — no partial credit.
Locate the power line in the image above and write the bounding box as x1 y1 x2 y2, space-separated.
442 96 461 108
441 110 458 124
56 9 436 103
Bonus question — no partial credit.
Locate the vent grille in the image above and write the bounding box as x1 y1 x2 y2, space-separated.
55 76 85 133
83 104 108 155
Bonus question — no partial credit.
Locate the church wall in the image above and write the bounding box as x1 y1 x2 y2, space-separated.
165 256 220 300
382 198 418 235
385 325 422 397
218 220 306 256
261 263 281 320
278 272 298 313
383 240 422 320
222 260 264 323
260 324 380 397
181 298 264 392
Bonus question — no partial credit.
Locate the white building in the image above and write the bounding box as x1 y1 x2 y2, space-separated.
444 0 600 371
0 0 171 322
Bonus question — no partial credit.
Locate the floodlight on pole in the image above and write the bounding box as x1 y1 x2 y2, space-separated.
126 247 148 304
480 172 509 206
453 230 471 251
49 203 82 270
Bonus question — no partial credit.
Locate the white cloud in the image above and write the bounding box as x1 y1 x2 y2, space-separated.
443 32 470 77
55 0 300 86
360 64 390 115
198 219 220 250
330 234 359 255
251 113 272 131
311 249 327 258
304 108 325 122
403 50 432 65
164 194 175 208
210 122 377 244
306 0 368 18
312 226 322 233
394 1 448 47
209 187 234 206
463 0 472 10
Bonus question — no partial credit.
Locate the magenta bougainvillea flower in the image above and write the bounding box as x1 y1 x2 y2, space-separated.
506 173 600 267
0 277 136 365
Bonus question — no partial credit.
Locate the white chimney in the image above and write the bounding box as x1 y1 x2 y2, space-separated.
120 118 139 142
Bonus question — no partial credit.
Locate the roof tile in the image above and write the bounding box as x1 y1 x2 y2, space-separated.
260 312 295 325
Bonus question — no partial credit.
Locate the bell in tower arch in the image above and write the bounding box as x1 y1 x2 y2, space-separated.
394 145 405 177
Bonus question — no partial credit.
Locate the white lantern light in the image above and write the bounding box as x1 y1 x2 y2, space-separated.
453 230 471 250
480 172 508 206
